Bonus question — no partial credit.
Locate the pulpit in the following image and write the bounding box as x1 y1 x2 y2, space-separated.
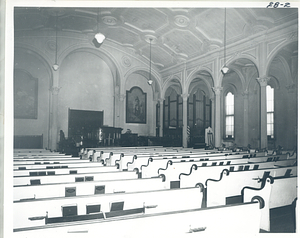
97 126 123 147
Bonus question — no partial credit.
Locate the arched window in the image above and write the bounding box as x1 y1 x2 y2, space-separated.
266 85 274 138
225 92 234 138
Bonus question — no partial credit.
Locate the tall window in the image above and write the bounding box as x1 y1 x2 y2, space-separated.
225 92 234 138
266 85 274 138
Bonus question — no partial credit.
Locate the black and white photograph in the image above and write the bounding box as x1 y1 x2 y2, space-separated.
0 1 299 237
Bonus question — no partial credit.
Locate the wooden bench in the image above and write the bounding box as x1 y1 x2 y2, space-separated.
205 165 297 208
14 161 105 170
14 176 166 201
243 175 297 231
14 165 118 177
140 152 270 178
13 158 90 165
81 146 165 160
163 157 295 189
115 150 241 171
13 170 138 186
126 151 259 173
13 187 203 229
14 155 74 160
13 200 263 237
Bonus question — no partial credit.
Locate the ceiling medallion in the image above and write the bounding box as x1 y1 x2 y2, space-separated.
174 15 190 27
144 35 157 44
46 40 57 51
102 16 117 25
122 56 131 67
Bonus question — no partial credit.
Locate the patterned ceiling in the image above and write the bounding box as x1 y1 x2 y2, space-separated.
14 7 298 70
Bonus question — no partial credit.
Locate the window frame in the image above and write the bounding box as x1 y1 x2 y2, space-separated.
224 90 235 140
266 85 275 140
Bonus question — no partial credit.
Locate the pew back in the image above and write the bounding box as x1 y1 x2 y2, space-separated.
13 187 203 229
13 201 262 237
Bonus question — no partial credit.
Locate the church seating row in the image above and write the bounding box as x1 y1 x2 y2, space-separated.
13 170 138 186
114 150 250 171
243 175 297 231
14 160 105 170
13 158 90 165
14 176 166 201
129 151 269 175
14 164 117 177
82 146 175 160
140 154 286 178
13 186 203 229
105 148 219 166
159 157 296 189
205 165 297 207
13 148 296 234
179 161 297 189
13 200 263 237
13 155 74 160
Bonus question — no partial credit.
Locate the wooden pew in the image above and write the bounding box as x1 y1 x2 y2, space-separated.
139 152 269 177
13 200 263 237
81 146 165 160
112 150 201 169
93 147 182 164
14 161 104 170
13 158 90 165
205 165 297 208
13 165 118 177
14 149 50 153
86 146 185 162
104 147 216 167
126 151 257 172
14 176 167 201
13 170 138 186
116 150 240 171
243 175 297 231
14 155 75 161
13 187 203 229
163 156 295 189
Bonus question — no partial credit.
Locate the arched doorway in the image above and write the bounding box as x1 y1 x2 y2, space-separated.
188 79 212 148
163 83 183 147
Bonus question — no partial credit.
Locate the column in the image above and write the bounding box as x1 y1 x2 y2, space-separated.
114 86 120 127
119 94 126 128
159 98 164 137
257 76 270 149
49 86 60 151
210 96 215 145
181 93 189 148
212 87 222 148
242 90 249 147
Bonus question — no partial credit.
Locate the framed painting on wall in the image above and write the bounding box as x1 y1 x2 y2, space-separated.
14 69 38 119
126 86 146 124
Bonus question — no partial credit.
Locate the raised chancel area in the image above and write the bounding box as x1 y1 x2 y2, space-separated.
7 4 298 237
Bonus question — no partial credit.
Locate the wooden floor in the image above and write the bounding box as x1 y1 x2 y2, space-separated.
260 204 296 233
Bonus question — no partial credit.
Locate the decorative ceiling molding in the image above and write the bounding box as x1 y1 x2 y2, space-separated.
174 15 190 28
14 7 298 73
267 37 288 59
241 47 258 60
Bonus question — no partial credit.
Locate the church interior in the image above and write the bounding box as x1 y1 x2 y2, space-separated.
3 4 299 237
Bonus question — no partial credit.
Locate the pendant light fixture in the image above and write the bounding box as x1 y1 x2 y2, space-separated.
148 38 153 85
221 8 229 75
52 12 59 71
93 8 105 48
